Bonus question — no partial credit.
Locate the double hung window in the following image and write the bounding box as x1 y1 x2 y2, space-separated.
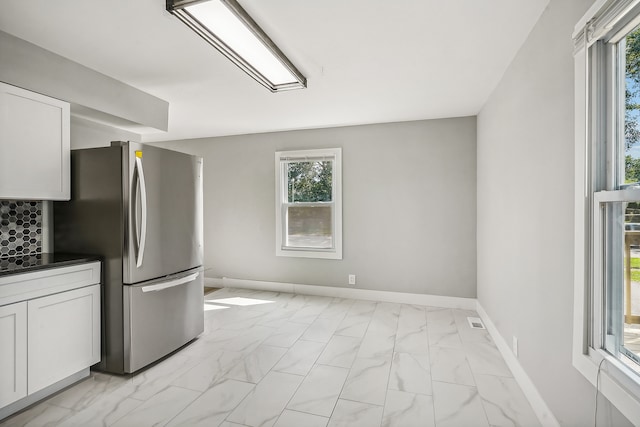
591 21 640 373
275 148 342 259
575 1 640 421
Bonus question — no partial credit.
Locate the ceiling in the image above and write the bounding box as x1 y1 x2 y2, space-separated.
0 0 549 143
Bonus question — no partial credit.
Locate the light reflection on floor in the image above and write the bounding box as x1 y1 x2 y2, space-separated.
205 297 275 306
204 296 275 312
203 302 229 311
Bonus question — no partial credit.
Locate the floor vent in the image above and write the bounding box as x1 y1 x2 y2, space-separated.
467 316 486 330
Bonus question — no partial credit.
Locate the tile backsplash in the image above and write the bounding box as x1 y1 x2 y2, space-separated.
0 201 42 258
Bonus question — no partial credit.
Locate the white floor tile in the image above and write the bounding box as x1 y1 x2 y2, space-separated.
334 301 376 338
221 325 276 353
395 324 429 355
427 308 464 349
382 390 435 427
46 372 131 412
430 346 475 386
262 322 309 348
274 410 328 427
319 298 354 320
111 386 200 427
287 364 349 417
475 374 540 427
340 357 392 405
171 349 245 392
388 352 432 395
57 394 143 427
301 316 343 343
367 303 400 335
0 288 538 427
432 381 489 427
452 309 493 344
1 404 72 427
226 371 304 427
464 341 512 378
334 315 371 338
126 353 200 401
327 399 383 427
224 345 287 383
398 305 427 331
357 331 395 359
165 378 254 427
272 340 326 375
317 335 361 368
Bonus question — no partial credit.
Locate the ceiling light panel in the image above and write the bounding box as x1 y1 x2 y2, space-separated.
167 0 306 92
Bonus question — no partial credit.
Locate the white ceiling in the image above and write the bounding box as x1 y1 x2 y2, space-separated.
0 0 549 142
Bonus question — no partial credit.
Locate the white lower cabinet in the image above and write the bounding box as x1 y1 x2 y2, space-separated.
0 302 27 408
0 261 101 420
27 285 100 394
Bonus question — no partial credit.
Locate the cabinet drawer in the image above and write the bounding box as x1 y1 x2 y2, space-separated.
124 269 203 373
0 261 100 307
27 285 100 394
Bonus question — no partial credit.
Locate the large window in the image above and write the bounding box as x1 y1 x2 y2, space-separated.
275 148 342 259
592 22 640 374
574 1 640 422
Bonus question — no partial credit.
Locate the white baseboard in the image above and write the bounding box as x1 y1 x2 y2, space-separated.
476 302 559 427
204 277 224 287
221 276 477 310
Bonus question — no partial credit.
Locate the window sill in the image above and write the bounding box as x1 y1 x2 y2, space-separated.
276 247 342 260
572 349 640 423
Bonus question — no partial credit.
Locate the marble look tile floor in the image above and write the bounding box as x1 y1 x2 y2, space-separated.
0 288 540 427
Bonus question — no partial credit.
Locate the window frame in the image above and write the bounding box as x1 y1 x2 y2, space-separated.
574 1 640 423
275 148 342 259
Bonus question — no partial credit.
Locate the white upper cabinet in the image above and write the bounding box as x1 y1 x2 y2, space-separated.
0 82 70 200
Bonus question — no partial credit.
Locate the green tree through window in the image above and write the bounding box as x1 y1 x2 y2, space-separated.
287 161 332 202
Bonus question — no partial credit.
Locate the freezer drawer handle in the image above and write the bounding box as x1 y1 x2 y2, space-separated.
140 272 199 293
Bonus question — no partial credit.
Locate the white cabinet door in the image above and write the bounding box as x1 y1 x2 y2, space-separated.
0 302 27 408
27 285 100 394
0 81 70 200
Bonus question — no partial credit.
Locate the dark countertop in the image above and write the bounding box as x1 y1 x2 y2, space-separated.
0 253 102 277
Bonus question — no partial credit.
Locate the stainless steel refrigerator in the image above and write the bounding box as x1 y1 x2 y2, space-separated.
54 141 204 374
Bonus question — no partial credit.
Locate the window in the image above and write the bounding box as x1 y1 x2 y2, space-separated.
574 1 640 422
275 148 342 259
591 22 640 373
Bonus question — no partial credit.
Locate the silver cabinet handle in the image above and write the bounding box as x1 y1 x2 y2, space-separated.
135 156 148 268
141 272 199 292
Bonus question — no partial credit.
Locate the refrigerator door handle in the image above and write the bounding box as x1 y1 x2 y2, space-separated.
135 156 148 268
140 272 199 292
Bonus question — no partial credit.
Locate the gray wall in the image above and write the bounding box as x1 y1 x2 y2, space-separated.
71 116 141 150
157 117 477 298
477 0 631 425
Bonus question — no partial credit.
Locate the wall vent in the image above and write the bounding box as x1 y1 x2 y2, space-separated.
467 316 486 330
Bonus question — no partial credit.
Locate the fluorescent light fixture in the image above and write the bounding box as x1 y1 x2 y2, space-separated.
167 0 307 92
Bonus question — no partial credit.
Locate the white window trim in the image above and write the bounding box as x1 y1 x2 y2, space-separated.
574 1 640 423
275 148 342 260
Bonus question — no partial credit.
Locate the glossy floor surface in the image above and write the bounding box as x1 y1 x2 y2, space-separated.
0 287 540 427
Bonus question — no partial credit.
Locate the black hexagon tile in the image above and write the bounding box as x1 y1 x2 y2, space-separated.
0 201 42 262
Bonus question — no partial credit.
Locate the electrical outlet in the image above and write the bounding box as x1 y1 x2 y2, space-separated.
513 336 518 357
348 274 356 285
